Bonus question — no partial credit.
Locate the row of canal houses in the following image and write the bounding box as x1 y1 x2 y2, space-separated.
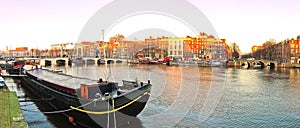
134 32 231 61
3 32 232 61
251 35 300 64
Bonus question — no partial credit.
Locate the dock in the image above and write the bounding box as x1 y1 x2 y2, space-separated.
0 91 28 128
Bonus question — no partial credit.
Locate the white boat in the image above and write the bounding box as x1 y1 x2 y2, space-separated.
253 61 263 69
128 59 140 65
209 61 224 67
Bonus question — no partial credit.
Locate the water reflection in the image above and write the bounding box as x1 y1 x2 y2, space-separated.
205 68 300 128
14 64 300 127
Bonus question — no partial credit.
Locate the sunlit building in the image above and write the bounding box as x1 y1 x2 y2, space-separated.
8 47 29 57
168 37 185 59
80 41 99 57
118 41 145 59
50 43 75 57
251 45 265 53
183 36 201 60
142 36 169 58
252 36 300 64
289 38 300 64
183 32 230 61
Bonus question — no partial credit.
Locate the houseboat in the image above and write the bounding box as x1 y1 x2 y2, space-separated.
20 68 152 127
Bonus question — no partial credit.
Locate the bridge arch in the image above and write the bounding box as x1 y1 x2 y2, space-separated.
56 59 66 66
241 61 250 69
107 60 114 64
86 59 95 65
97 59 105 65
268 62 276 69
258 61 265 68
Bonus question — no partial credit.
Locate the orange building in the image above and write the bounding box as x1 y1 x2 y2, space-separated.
251 45 265 53
289 38 300 64
183 36 203 59
183 32 230 60
8 47 29 57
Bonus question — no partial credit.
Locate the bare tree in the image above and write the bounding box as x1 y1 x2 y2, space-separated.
230 42 241 59
262 39 276 48
109 34 125 43
262 39 276 60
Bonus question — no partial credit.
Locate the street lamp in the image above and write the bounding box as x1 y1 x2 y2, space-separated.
148 37 151 58
102 29 106 58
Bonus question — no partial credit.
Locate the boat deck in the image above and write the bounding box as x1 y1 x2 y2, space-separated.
26 69 98 89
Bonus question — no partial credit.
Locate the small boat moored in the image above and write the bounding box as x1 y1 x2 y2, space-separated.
253 61 264 69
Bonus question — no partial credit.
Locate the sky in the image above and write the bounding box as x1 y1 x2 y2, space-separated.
0 0 300 53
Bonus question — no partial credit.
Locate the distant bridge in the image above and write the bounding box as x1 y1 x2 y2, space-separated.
227 60 278 68
39 57 128 67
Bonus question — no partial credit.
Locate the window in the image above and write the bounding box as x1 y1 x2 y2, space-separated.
291 53 295 57
178 51 182 55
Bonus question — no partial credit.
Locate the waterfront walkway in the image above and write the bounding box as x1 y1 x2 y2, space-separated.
0 91 28 128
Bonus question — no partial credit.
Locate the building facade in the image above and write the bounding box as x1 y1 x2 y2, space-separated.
183 33 230 61
289 38 300 64
168 37 184 59
7 47 29 57
252 36 300 64
50 43 75 57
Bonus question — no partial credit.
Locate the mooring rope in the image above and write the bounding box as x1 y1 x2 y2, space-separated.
70 92 150 115
107 95 110 128
113 98 117 128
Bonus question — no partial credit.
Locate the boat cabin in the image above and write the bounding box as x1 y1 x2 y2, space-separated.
78 82 119 99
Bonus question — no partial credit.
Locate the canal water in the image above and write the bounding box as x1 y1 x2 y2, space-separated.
6 64 300 127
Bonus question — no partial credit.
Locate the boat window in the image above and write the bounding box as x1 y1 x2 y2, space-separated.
0 81 5 86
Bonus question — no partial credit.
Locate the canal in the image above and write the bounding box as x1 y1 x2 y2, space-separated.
6 64 300 127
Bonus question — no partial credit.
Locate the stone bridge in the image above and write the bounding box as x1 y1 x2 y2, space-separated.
40 57 128 66
227 60 278 68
